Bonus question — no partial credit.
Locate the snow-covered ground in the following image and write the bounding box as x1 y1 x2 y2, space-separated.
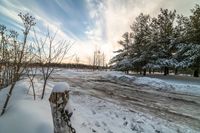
68 92 198 133
0 79 54 133
0 69 200 133
106 72 200 96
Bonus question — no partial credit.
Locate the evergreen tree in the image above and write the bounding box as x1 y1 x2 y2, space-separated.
172 15 189 74
109 32 132 73
187 4 200 77
129 13 151 75
110 5 200 77
155 9 177 75
177 4 200 77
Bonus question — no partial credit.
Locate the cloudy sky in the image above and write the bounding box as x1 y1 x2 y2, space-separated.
0 0 200 64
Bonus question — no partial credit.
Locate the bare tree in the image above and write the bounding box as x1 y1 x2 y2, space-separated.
34 30 71 99
101 52 106 67
87 56 92 65
1 13 36 116
75 55 80 70
25 43 38 100
0 26 18 89
92 50 106 69
75 55 80 64
26 65 37 100
93 50 101 67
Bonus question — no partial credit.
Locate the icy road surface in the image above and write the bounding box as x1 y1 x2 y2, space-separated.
51 69 200 133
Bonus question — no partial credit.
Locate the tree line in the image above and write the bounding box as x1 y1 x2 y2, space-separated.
25 62 108 70
110 4 200 77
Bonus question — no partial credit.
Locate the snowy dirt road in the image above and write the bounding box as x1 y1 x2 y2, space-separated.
1 69 199 133
51 71 200 133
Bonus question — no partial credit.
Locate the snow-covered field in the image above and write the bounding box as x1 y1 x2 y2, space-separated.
0 69 200 133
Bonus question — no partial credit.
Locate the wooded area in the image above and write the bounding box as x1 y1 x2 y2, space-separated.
110 4 200 77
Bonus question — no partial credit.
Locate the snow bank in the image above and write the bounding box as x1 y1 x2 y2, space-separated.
135 76 200 95
135 77 175 91
0 100 53 133
106 73 200 96
0 80 54 133
52 82 70 92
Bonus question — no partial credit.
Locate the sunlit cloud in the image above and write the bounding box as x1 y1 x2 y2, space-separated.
0 0 199 64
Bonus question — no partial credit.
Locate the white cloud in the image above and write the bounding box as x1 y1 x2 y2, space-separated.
1 0 200 64
85 0 106 42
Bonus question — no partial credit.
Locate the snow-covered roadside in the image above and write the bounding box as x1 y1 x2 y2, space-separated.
135 76 200 95
106 72 200 96
67 92 198 133
0 79 54 133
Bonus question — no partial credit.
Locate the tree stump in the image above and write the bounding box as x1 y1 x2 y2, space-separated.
49 82 71 133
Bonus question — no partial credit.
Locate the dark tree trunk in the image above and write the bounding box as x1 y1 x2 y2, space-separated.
124 70 129 74
139 68 142 75
41 79 47 99
164 67 169 76
143 69 146 76
149 68 151 74
1 82 15 115
193 69 199 77
136 68 139 74
31 79 36 100
1 71 19 116
174 68 178 75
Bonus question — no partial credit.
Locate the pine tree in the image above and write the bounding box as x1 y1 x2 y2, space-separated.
155 9 177 75
110 5 200 77
109 32 132 73
187 4 200 77
177 4 200 77
129 13 151 75
172 15 189 74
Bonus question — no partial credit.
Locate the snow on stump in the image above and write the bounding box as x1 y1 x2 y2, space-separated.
49 82 71 133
